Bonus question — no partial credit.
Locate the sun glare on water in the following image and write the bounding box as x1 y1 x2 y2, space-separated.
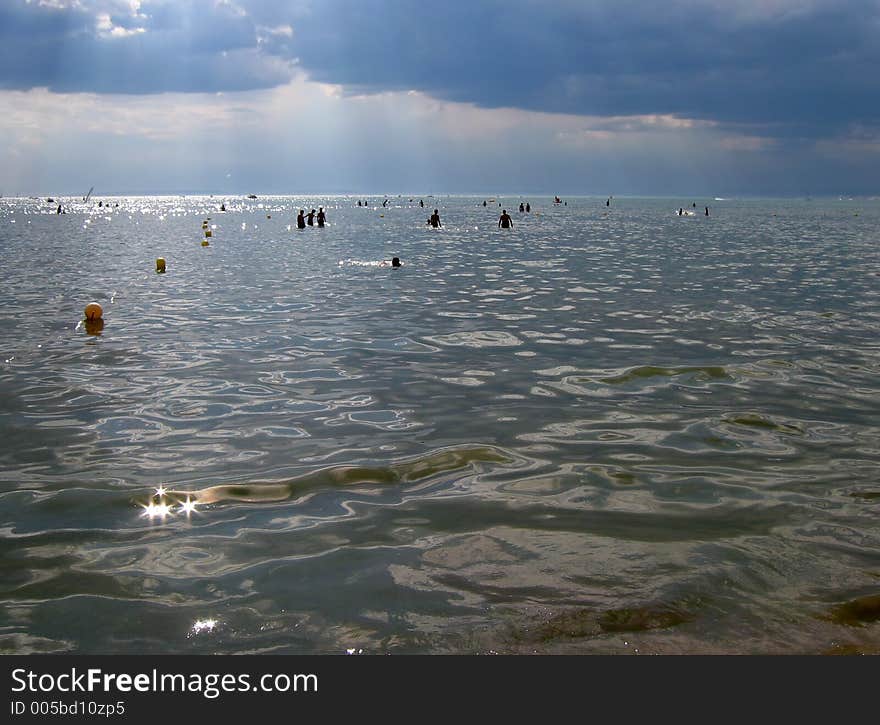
140 488 199 520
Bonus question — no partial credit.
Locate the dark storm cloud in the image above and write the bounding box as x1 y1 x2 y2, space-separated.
0 0 292 93
1 0 878 137
275 0 880 136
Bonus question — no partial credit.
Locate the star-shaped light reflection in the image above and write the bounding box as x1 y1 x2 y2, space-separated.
179 497 198 516
142 501 173 520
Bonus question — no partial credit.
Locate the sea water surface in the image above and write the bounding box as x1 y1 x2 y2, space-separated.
1 195 878 654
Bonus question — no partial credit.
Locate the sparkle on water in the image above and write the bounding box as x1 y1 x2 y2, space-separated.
190 619 217 635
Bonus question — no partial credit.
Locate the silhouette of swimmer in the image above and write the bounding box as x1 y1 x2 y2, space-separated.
679 208 683 216
606 198 610 207
307 209 315 226
420 199 424 208
297 210 306 229
498 210 513 228
220 203 226 212
483 200 487 207
392 257 401 267
519 203 525 212
429 209 442 228
705 207 710 216
382 199 388 207
357 200 362 207
525 202 530 212
56 204 62 214
317 207 326 227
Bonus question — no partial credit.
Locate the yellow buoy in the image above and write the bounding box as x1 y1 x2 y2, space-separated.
201 240 210 247
204 229 212 238
156 257 166 273
84 302 103 321
84 318 104 335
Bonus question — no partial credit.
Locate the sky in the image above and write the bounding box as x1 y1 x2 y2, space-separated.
1 0 878 196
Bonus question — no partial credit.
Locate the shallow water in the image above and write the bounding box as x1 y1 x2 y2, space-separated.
1 194 879 654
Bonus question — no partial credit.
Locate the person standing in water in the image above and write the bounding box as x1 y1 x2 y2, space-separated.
307 209 315 226
519 202 525 213
499 209 513 228
297 210 306 229
428 209 442 228
317 207 326 227
525 202 530 212
420 199 424 208
705 207 710 216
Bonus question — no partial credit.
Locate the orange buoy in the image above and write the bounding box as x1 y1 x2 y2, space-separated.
84 302 103 321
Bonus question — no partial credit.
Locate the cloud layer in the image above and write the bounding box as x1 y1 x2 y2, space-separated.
2 1 878 195
2 0 879 138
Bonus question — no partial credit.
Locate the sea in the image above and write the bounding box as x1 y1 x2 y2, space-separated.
1 194 878 654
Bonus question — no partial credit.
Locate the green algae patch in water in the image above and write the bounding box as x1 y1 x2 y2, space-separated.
823 594 880 626
820 643 880 655
597 605 695 633
396 446 511 483
597 365 733 386
721 412 806 436
524 602 696 643
161 445 513 506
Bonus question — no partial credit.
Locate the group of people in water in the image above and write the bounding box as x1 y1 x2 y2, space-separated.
55 199 118 214
357 198 429 209
296 207 327 228
678 203 710 216
426 207 515 228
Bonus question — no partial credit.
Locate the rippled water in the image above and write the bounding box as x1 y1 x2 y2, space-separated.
1 194 879 654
